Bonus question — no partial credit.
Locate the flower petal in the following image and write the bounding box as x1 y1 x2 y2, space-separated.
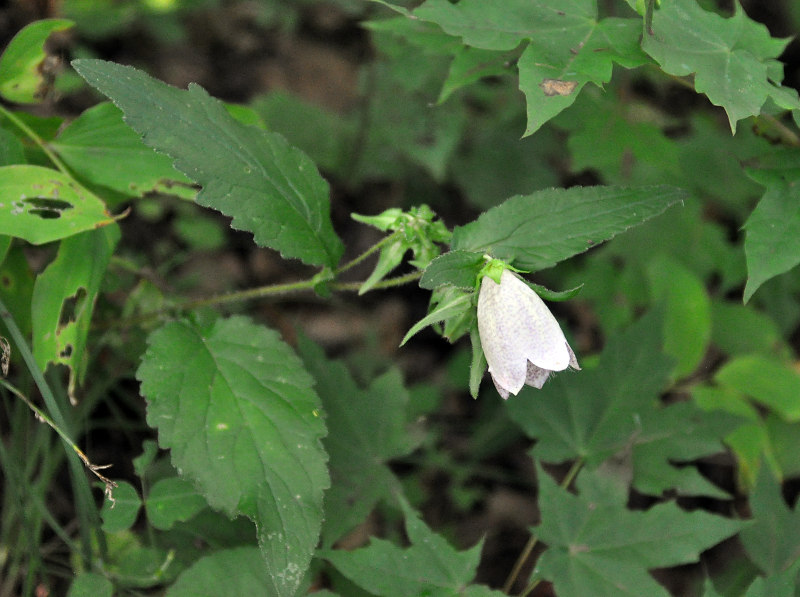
497 270 572 371
525 361 551 389
477 273 529 395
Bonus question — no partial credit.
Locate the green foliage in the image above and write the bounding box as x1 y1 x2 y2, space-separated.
32 226 119 394
51 102 195 200
642 0 799 133
297 336 419 547
322 499 502 596
452 185 685 271
0 165 116 244
1 2 799 596
534 464 744 597
136 316 329 596
72 59 344 268
0 19 73 103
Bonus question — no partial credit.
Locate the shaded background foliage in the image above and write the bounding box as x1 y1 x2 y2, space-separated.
1 0 800 596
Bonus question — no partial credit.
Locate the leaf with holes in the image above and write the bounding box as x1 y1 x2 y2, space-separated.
136 316 329 597
0 165 116 244
72 59 344 268
32 226 119 396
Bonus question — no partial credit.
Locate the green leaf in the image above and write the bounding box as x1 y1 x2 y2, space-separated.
642 0 798 133
437 46 511 104
535 465 744 597
322 499 499 597
647 254 711 379
51 102 195 199
715 355 800 421
740 465 800 575
0 19 73 103
743 179 800 302
72 59 343 268
711 300 789 358
100 481 141 533
145 477 207 530
452 185 685 272
67 573 114 597
559 90 682 187
136 316 329 597
414 0 648 134
632 401 741 498
166 547 273 596
420 250 485 290
508 310 738 497
32 226 119 395
0 127 25 166
0 165 116 244
400 289 473 346
297 336 418 547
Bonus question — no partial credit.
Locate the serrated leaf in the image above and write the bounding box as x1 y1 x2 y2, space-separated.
297 336 417 547
321 500 493 597
420 250 485 290
52 102 195 199
146 477 207 530
0 165 116 244
452 185 685 272
740 465 800 575
0 19 73 103
72 59 343 268
535 465 744 597
100 481 141 533
507 310 737 497
32 226 119 395
743 179 800 302
414 0 648 134
633 401 741 498
715 355 800 421
166 547 272 597
136 316 329 596
642 0 798 133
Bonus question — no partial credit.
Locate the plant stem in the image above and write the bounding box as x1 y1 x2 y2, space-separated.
335 229 402 275
107 233 423 329
503 459 585 596
0 103 71 175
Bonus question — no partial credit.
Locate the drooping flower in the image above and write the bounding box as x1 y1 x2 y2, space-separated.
477 268 579 398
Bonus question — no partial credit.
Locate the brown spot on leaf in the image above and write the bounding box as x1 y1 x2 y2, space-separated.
540 78 578 97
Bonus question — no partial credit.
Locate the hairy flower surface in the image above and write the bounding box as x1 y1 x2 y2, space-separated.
477 269 579 398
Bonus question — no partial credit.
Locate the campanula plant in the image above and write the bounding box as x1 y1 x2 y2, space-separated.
1 1 800 596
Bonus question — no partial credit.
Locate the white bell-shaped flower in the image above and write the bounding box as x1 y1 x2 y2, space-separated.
478 269 579 398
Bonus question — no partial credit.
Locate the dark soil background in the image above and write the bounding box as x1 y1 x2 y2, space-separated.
1 1 800 595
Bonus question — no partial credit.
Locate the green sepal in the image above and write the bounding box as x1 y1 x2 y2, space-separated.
524 281 584 302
